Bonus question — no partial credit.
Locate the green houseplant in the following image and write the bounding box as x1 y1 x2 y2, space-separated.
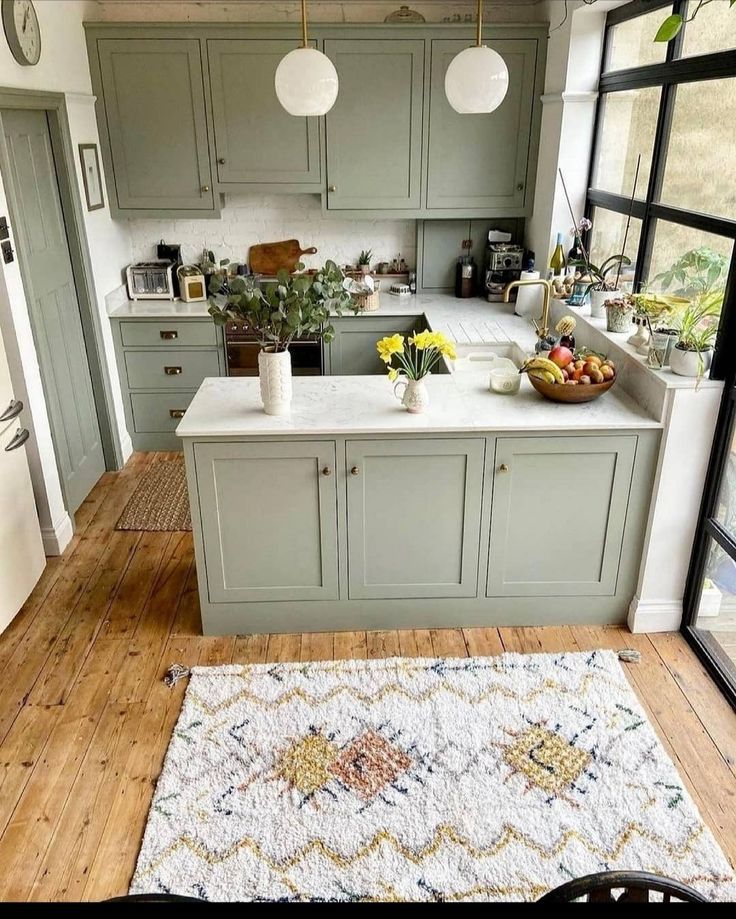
669 293 722 380
357 249 373 275
209 260 355 414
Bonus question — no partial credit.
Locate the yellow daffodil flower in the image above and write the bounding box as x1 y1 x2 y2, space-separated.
388 367 400 382
409 330 433 350
376 334 405 363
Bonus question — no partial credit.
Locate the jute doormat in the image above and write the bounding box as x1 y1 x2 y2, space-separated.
116 459 192 532
129 651 735 902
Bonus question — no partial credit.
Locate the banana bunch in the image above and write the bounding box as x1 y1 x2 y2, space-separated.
521 356 565 385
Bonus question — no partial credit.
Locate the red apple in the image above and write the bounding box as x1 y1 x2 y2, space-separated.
548 345 574 369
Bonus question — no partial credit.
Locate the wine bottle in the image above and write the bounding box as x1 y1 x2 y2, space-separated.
567 235 585 273
549 233 566 277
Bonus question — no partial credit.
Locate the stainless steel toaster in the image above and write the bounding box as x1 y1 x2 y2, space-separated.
126 261 176 300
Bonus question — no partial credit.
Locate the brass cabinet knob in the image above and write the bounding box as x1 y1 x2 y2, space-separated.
201 184 210 192
321 466 332 476
164 366 183 375
328 185 337 192
498 463 509 473
169 409 186 419
218 157 226 165
516 182 524 191
350 466 360 476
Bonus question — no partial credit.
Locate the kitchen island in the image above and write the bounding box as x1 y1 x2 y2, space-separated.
177 370 661 635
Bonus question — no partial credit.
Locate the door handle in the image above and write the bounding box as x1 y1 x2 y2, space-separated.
169 409 186 419
159 330 178 340
321 466 332 476
164 366 183 375
4 427 29 451
350 466 360 476
201 185 210 193
328 185 337 193
0 398 23 422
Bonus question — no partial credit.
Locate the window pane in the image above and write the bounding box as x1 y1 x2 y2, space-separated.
589 208 642 291
646 222 732 303
694 535 736 671
605 7 670 72
715 411 736 542
682 0 736 58
592 88 660 197
660 78 736 219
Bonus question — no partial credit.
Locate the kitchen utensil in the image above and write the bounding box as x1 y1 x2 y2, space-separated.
527 375 615 404
249 239 318 276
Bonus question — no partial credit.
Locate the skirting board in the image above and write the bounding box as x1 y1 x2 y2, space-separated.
628 597 683 633
41 512 74 556
120 431 134 465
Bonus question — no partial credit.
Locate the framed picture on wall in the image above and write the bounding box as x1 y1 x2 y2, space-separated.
78 143 104 211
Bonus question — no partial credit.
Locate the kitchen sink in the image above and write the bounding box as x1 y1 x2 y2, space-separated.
449 341 527 373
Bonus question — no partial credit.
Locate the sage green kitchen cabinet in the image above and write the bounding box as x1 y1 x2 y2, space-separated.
194 440 339 603
207 39 321 187
426 39 540 212
487 435 638 597
323 39 425 210
94 38 215 215
324 315 427 375
346 438 485 599
111 316 225 451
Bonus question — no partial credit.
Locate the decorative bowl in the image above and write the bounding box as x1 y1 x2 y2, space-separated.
527 375 616 404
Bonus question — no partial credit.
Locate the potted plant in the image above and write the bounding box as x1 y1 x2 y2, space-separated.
604 294 635 334
669 293 721 379
209 260 355 415
585 255 632 318
377 329 456 414
357 249 373 275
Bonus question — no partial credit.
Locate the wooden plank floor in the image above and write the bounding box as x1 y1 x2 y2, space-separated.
1 452 735 901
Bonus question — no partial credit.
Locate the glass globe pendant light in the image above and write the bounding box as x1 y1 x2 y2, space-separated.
445 0 509 114
275 0 339 116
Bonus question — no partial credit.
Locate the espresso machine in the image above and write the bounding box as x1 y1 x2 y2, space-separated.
484 242 524 302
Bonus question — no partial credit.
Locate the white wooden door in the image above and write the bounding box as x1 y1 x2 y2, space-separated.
0 322 45 634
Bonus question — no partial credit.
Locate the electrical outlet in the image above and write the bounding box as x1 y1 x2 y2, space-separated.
0 217 8 241
1 240 14 263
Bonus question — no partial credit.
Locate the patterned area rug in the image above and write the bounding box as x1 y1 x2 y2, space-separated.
130 652 735 902
116 460 191 532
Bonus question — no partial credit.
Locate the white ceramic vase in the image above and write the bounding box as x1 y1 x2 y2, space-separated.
669 345 712 378
258 347 292 415
590 288 619 319
394 377 429 414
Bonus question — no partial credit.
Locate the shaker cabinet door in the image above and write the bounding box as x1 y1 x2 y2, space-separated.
487 435 637 597
324 39 425 210
325 316 426 375
426 39 538 212
194 441 339 603
97 38 214 211
346 438 485 599
207 39 321 186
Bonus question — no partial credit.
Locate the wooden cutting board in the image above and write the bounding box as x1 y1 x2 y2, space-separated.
249 239 318 276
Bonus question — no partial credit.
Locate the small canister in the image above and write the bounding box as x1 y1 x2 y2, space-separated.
455 255 476 298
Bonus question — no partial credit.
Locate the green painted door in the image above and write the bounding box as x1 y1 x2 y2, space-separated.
346 438 485 599
194 440 339 603
426 39 538 211
487 435 637 597
326 316 426 375
1 109 106 514
98 38 213 211
208 39 321 186
324 39 425 210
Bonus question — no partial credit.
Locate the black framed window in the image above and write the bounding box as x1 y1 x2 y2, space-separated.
586 0 736 379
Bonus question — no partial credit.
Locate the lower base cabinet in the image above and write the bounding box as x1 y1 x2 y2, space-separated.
325 315 428 375
184 430 658 634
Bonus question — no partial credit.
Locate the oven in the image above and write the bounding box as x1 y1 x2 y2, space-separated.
225 322 323 376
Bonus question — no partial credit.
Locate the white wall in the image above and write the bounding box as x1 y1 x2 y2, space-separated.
0 0 132 554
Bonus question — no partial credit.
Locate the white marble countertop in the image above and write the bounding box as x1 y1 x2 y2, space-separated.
176 372 661 438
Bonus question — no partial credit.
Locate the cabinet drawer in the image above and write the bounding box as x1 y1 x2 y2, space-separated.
130 392 197 433
120 320 217 348
124 349 221 389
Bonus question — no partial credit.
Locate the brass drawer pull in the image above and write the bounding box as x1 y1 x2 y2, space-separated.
169 409 186 419
160 330 178 340
164 366 183 375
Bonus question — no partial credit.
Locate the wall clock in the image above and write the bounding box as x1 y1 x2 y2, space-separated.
2 0 41 66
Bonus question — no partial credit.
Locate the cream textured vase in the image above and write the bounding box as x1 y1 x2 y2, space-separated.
394 377 430 414
258 348 292 415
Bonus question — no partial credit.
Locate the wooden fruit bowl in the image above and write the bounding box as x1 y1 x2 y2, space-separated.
528 374 616 403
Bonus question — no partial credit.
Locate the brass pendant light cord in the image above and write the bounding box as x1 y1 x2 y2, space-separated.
302 0 308 47
476 0 484 47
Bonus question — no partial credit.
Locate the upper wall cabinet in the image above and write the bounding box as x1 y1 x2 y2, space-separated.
95 39 215 215
323 39 425 211
207 39 321 188
426 39 539 212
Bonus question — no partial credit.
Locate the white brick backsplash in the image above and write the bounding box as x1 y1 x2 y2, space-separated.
127 193 417 272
